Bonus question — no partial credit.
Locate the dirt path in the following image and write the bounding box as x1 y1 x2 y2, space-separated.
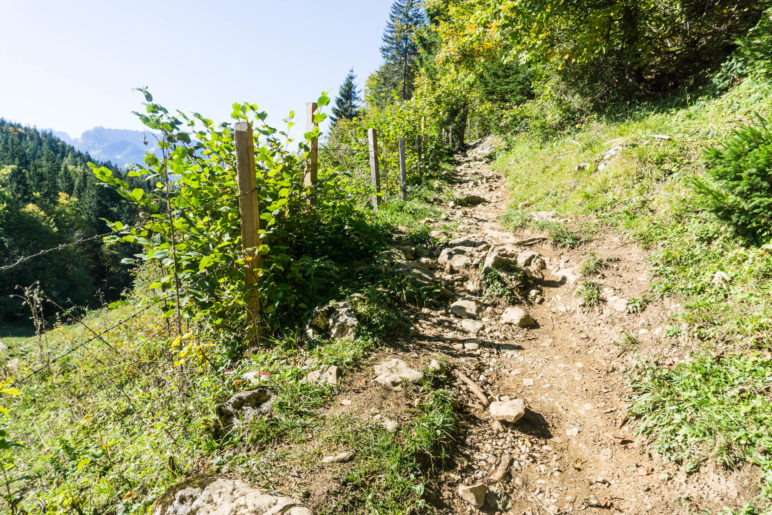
406 144 759 514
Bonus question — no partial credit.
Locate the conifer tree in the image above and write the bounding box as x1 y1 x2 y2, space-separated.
330 69 361 124
379 0 425 102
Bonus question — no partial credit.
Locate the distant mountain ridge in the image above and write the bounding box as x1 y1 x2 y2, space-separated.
45 127 160 169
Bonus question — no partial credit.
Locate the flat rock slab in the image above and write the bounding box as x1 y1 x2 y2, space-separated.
153 478 311 515
302 365 340 386
451 298 480 319
374 359 424 389
501 306 537 328
489 399 526 423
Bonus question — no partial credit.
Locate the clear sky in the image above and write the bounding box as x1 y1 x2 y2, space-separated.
0 1 393 138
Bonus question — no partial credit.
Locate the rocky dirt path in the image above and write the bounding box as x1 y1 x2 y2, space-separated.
402 143 758 514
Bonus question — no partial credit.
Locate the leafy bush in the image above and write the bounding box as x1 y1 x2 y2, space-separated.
93 90 390 340
693 115 772 245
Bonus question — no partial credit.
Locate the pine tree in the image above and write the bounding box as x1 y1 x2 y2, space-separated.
330 69 361 124
379 0 425 102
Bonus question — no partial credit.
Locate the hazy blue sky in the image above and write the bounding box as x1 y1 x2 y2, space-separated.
0 1 393 137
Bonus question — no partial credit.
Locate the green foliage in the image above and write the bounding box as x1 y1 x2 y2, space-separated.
536 220 582 248
577 280 602 308
693 115 772 245
0 121 140 322
482 266 527 305
330 69 361 125
95 90 392 337
375 0 426 104
630 354 772 494
580 252 606 276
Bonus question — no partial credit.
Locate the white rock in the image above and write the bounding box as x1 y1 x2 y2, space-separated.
374 359 424 389
461 319 485 334
501 307 536 328
517 251 539 268
607 296 628 312
301 365 340 386
152 478 311 515
450 298 479 319
322 450 354 464
381 418 399 432
458 484 488 507
489 399 526 423
241 371 270 385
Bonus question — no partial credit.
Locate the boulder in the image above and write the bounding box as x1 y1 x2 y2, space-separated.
153 477 311 515
458 484 488 507
482 249 515 274
450 298 479 319
216 388 274 427
516 251 539 268
489 399 526 423
501 307 536 328
374 359 424 389
306 300 358 339
438 247 473 270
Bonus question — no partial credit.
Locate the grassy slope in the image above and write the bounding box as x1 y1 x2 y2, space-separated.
0 181 461 513
497 76 772 509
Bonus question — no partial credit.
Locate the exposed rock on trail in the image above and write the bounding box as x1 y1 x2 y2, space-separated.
398 138 760 513
154 478 311 515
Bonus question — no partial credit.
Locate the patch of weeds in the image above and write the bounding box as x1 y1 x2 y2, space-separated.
499 206 528 230
580 251 607 276
537 220 583 248
577 280 602 307
614 331 639 355
322 387 458 513
627 296 648 314
482 266 528 304
405 225 431 247
665 324 682 338
351 288 407 339
629 354 772 497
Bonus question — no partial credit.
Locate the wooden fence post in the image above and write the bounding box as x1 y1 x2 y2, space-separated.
399 136 407 201
234 121 262 343
368 128 380 211
305 102 318 186
416 134 422 165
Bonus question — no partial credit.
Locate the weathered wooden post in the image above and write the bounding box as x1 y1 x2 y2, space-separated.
234 121 262 343
368 128 381 211
398 136 407 201
305 102 318 186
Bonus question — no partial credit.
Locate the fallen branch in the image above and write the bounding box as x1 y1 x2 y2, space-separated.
489 453 512 482
453 369 489 406
513 237 547 246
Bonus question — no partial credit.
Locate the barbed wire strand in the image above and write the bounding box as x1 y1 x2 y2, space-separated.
16 298 165 384
0 223 145 273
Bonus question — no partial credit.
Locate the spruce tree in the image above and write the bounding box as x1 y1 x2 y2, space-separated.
379 0 425 102
330 69 361 124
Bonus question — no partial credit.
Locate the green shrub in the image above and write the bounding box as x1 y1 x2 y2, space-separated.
693 115 772 245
